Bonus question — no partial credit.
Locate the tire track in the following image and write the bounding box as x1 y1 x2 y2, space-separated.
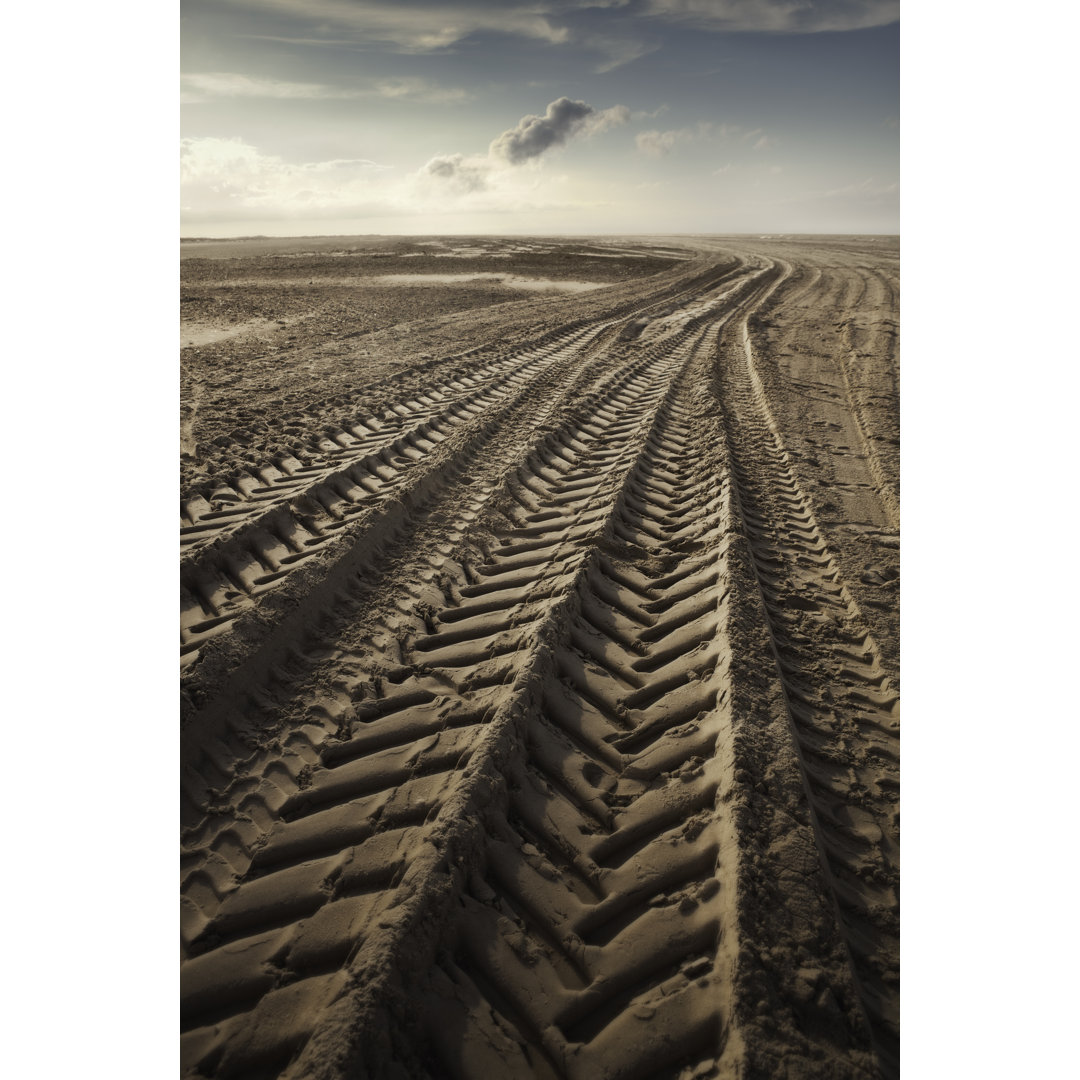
179 334 685 857
177 271 757 751
714 260 900 1078
274 276 781 1080
178 331 694 993
179 321 612 556
741 255 900 680
178 244 901 1079
413 346 743 1080
179 255 746 558
179 274 773 1079
179 321 616 666
179 263 786 1080
836 269 900 529
180 263 757 668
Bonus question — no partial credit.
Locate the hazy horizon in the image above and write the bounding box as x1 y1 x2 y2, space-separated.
181 1 899 238
179 229 901 240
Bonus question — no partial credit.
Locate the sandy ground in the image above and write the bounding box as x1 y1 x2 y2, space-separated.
180 237 685 483
180 235 899 1079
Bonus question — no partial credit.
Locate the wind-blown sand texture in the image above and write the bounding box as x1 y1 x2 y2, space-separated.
180 235 899 1080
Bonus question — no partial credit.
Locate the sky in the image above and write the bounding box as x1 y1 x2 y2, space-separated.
180 0 898 236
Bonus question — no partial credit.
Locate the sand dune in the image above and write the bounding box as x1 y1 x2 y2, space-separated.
180 236 899 1079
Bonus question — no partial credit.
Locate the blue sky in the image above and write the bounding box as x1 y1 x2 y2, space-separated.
180 1 899 235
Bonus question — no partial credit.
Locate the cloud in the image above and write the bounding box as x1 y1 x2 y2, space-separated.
635 129 683 158
820 178 898 199
226 0 569 53
415 94 628 210
587 34 660 72
640 0 899 33
752 134 773 151
180 136 394 221
179 138 387 181
221 0 896 83
417 153 492 194
179 132 593 228
584 104 631 135
372 77 471 103
180 73 361 104
181 71 470 106
180 137 266 184
489 97 627 164
635 121 742 157
227 1 898 49
213 0 901 101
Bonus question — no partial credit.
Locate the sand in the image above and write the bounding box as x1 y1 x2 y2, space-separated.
180 235 899 1079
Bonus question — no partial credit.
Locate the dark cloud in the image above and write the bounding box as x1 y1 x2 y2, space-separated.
640 0 898 33
210 2 896 82
233 2 897 40
489 97 618 164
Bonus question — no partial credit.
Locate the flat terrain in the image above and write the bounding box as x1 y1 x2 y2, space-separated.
180 234 899 1079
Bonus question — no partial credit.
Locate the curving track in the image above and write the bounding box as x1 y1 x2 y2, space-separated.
180 239 900 1080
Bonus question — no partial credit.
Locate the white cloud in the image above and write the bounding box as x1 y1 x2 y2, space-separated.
588 35 661 73
821 178 898 199
583 104 631 135
181 71 470 105
180 126 614 229
632 105 669 121
635 129 683 158
636 121 742 157
180 73 361 104
372 77 472 103
181 90 630 229
180 137 395 222
180 137 387 183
